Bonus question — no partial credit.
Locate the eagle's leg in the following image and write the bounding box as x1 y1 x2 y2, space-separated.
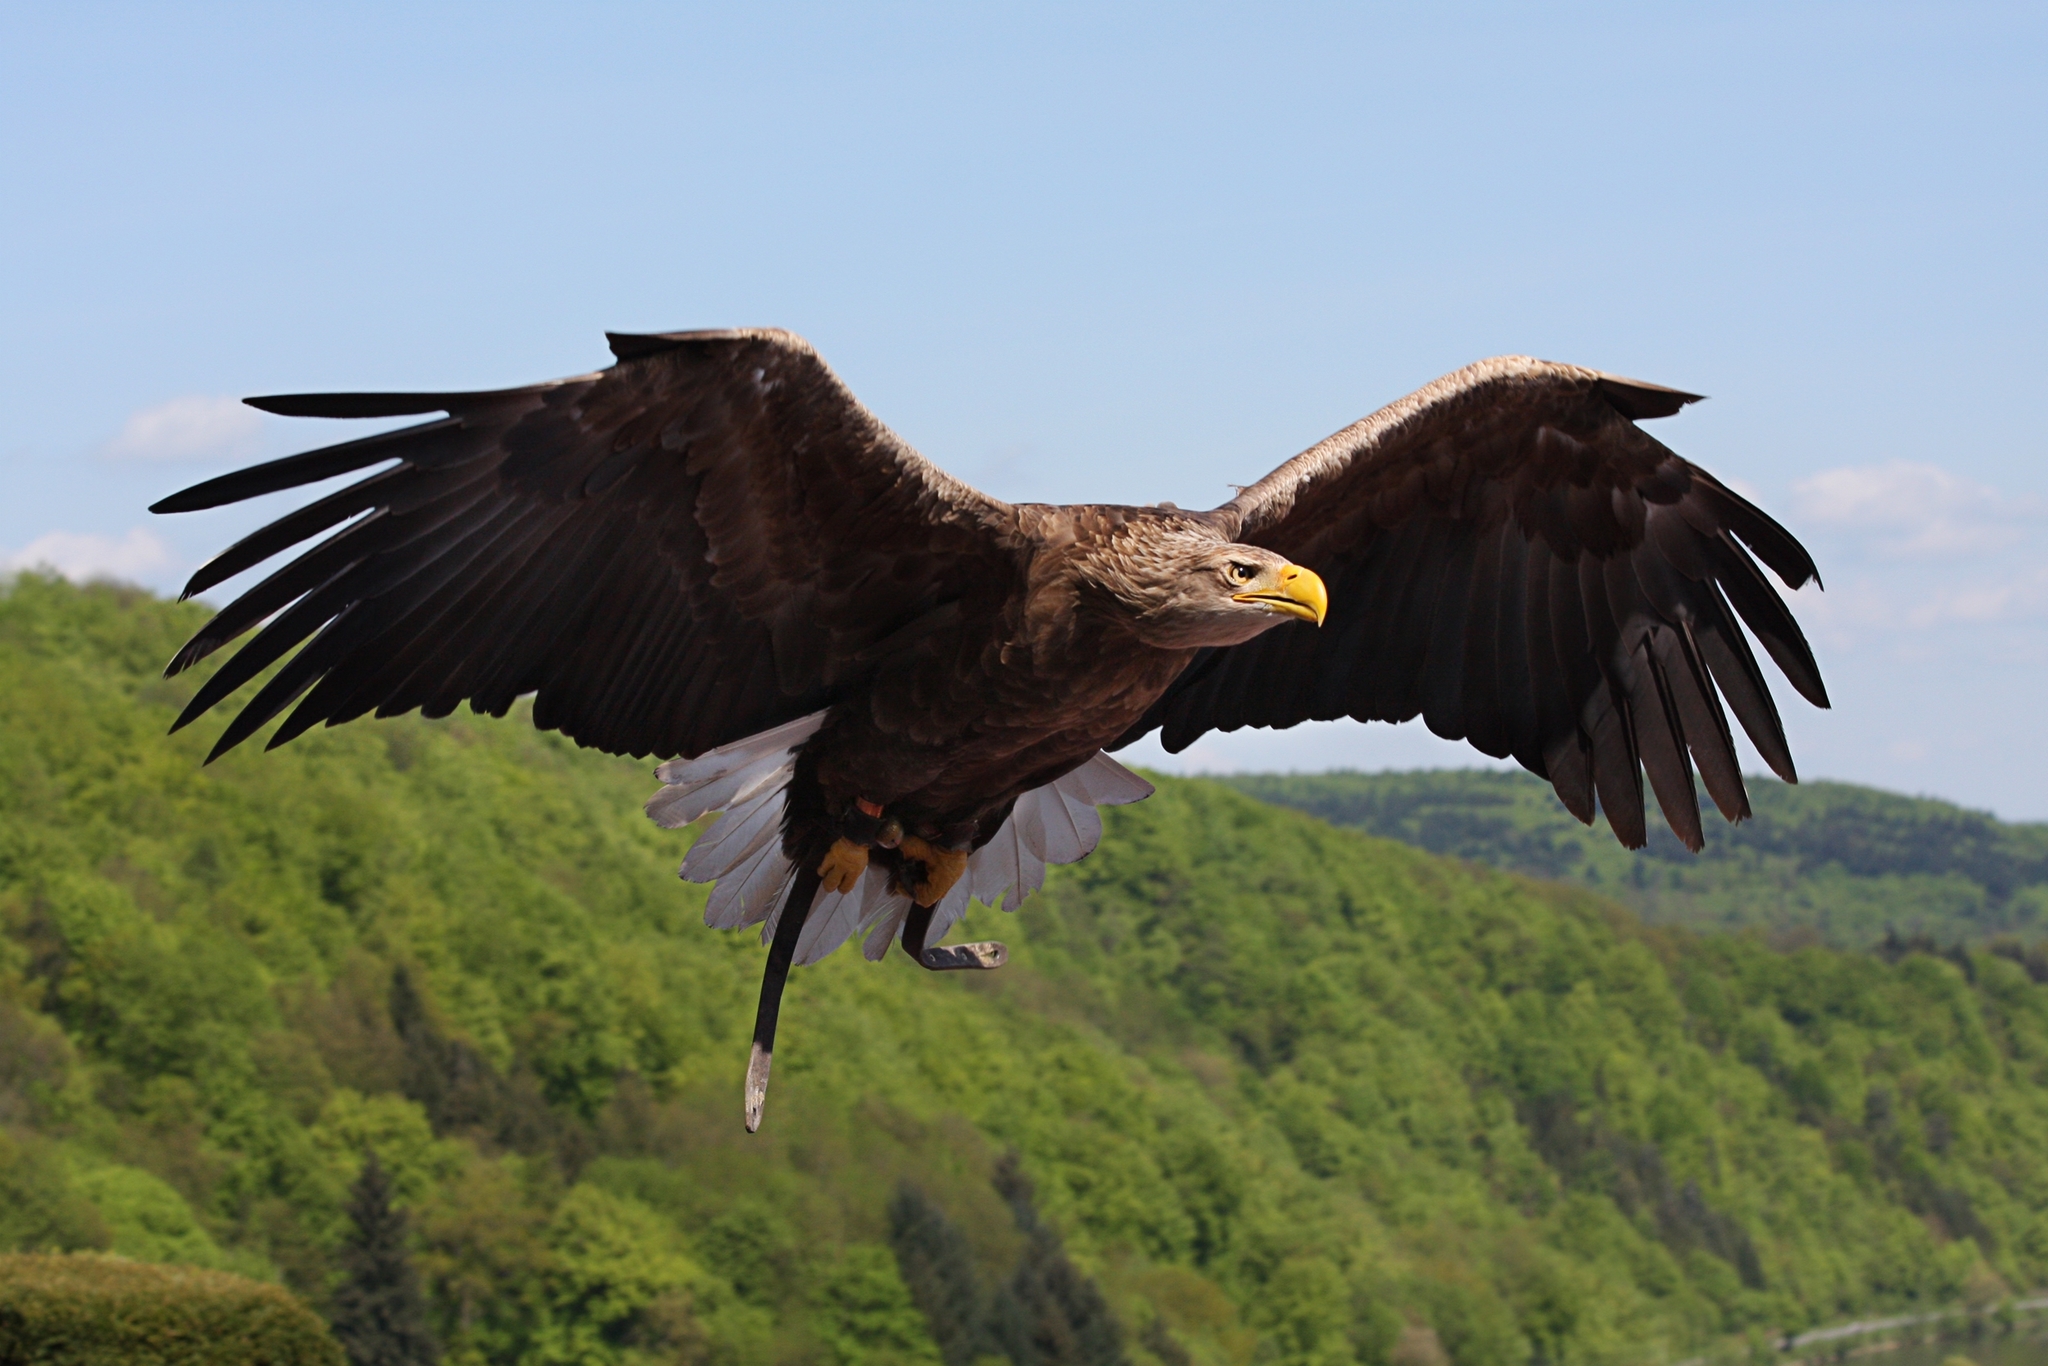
745 865 824 1134
895 849 1008 973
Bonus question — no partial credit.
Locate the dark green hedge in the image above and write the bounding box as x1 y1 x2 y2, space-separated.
0 1253 341 1366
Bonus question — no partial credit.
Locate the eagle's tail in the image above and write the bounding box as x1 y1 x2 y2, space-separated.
646 719 1155 966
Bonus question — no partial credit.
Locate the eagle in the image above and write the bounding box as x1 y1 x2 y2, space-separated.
152 328 1827 1129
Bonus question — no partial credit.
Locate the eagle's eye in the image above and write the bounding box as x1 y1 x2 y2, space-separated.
1228 562 1257 583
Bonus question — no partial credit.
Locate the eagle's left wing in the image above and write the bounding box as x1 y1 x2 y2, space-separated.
1114 356 1828 851
151 329 1024 762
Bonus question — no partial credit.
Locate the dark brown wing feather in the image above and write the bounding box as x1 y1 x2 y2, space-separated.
1114 356 1828 850
153 328 1023 761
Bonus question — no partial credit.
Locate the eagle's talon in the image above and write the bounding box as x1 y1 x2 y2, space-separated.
920 941 1007 971
896 835 968 907
817 837 869 896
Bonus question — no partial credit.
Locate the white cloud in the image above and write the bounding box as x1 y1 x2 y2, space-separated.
3 528 178 583
1789 558 2048 659
103 394 264 462
1793 460 2043 557
1903 564 2048 628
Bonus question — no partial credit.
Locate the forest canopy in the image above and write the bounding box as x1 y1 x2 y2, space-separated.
1221 770 2048 949
2 573 2045 1366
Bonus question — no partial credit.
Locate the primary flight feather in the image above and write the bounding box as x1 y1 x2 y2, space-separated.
153 328 1827 1128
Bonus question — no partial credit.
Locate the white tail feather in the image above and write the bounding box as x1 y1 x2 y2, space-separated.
681 785 783 878
1059 790 1104 856
964 751 1150 915
1038 786 1089 864
925 874 975 945
1060 750 1158 806
862 901 910 960
1014 790 1049 862
650 712 824 933
704 840 790 930
796 864 895 965
646 712 826 829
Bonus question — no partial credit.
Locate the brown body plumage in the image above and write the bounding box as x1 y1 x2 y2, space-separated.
152 327 1827 1127
798 505 1264 857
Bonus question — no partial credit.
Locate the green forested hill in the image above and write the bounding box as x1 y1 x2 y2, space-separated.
1218 770 2048 950
5 574 2048 1366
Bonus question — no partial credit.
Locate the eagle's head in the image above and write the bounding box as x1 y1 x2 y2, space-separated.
1084 520 1329 649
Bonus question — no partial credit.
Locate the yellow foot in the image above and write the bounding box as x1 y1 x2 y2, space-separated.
816 838 869 896
897 835 969 908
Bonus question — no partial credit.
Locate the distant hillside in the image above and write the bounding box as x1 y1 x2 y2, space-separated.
6 574 2048 1366
1217 769 2048 949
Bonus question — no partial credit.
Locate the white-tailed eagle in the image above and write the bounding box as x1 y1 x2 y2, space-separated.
153 329 1827 1128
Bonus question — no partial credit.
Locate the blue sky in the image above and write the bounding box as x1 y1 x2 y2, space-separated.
4 3 2045 818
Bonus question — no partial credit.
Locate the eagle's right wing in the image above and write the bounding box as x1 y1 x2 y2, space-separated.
1117 356 1828 851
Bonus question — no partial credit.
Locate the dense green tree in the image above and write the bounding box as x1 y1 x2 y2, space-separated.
989 1155 1125 1366
0 1127 109 1253
536 1184 713 1366
329 1153 439 1366
889 1184 992 1366
816 1244 944 1366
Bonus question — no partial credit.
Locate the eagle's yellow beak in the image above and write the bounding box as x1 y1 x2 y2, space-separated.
1233 563 1328 626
